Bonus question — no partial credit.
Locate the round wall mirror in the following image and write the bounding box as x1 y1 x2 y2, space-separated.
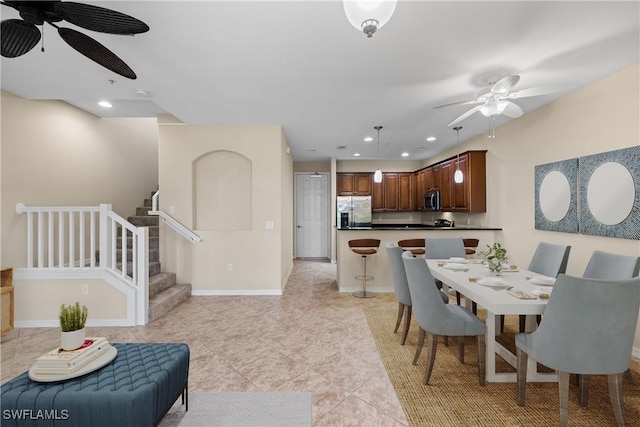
587 161 635 225
539 170 571 222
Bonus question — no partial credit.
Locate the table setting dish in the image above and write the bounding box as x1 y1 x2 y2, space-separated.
477 277 509 287
528 276 556 286
443 263 469 271
448 257 468 263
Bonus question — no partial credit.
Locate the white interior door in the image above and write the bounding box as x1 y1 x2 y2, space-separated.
295 173 329 258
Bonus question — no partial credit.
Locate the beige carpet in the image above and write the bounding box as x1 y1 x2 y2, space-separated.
365 306 640 427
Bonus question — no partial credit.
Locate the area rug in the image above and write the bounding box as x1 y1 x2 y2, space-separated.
158 391 312 427
364 307 640 427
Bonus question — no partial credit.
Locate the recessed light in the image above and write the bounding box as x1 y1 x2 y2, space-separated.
401 152 409 157
353 153 361 157
364 136 373 142
426 136 436 142
98 101 112 108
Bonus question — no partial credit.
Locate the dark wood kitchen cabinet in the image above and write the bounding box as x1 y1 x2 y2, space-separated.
372 172 413 212
337 173 372 195
439 151 486 212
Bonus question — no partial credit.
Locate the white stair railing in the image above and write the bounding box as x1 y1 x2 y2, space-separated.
147 191 203 243
15 202 149 325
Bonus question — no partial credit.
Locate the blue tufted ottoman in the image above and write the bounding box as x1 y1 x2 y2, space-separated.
1 343 190 427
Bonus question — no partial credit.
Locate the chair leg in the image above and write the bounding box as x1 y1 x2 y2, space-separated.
624 368 634 385
472 301 477 315
608 373 626 427
443 336 449 346
458 337 465 364
516 348 528 406
558 371 570 427
500 315 505 333
394 303 404 333
401 306 412 346
456 291 461 305
477 334 486 386
413 327 425 365
423 333 438 385
519 315 526 333
578 374 590 407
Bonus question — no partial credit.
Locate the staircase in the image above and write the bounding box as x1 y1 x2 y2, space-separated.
125 194 192 322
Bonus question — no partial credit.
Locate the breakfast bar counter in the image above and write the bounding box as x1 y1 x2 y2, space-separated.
336 226 502 293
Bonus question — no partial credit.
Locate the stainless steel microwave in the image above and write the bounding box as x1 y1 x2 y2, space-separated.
424 189 440 211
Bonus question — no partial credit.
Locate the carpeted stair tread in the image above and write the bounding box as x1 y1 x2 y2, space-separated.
149 272 177 298
148 283 191 323
128 216 159 227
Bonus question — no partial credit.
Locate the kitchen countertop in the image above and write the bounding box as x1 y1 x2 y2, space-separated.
337 224 502 231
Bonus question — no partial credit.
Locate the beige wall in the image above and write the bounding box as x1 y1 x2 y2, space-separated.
0 90 159 323
157 124 293 293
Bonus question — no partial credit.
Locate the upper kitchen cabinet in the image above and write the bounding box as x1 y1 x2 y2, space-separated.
337 173 372 195
372 172 413 212
439 150 487 212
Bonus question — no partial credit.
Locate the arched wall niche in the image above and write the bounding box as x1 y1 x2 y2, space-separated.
193 150 252 231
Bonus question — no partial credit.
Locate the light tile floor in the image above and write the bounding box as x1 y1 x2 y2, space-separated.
0 260 408 426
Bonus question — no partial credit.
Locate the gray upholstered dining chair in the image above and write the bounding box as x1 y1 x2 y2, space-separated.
386 243 449 345
402 251 486 386
514 242 571 332
515 274 640 427
424 237 475 313
577 250 640 403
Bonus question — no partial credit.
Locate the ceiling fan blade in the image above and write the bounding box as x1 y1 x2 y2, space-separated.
491 75 520 94
447 105 483 127
502 101 523 118
1 19 40 58
509 86 564 99
433 98 480 109
54 2 149 35
57 27 137 79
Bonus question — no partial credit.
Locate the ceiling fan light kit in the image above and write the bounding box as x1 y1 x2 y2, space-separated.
343 0 397 38
435 74 558 138
1 1 149 79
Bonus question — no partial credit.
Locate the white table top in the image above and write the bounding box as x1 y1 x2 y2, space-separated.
426 259 551 316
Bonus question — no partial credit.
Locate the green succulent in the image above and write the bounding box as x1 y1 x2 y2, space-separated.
59 302 88 332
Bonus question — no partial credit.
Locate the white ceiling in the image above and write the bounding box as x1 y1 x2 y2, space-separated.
1 1 639 162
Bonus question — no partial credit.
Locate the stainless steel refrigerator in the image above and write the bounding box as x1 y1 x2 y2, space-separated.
337 196 372 229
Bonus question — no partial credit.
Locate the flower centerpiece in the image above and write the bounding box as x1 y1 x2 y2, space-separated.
59 302 88 350
479 242 508 275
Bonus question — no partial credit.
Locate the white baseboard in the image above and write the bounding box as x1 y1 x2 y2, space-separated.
191 290 283 296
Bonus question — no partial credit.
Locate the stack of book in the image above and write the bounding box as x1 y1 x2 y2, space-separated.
32 337 111 376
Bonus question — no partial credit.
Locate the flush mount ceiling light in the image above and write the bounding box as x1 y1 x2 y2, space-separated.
426 136 437 142
373 125 383 183
98 100 112 108
353 153 361 157
364 136 373 142
401 152 409 157
343 0 397 38
453 126 464 184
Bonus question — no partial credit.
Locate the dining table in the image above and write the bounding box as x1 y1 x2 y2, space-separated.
426 259 558 383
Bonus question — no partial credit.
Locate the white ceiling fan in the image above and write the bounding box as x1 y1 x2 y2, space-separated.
434 75 560 137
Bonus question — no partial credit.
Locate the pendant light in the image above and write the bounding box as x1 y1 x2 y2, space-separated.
453 126 464 184
343 0 397 38
373 125 383 183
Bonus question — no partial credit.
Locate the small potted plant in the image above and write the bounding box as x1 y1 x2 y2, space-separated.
59 302 88 351
479 243 509 275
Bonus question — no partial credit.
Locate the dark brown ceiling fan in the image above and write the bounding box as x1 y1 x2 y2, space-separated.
1 1 149 79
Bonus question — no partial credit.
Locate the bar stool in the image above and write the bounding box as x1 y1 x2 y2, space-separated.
463 238 480 256
349 239 380 298
398 238 425 256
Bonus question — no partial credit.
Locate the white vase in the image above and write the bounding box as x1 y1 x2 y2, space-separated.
61 328 86 351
